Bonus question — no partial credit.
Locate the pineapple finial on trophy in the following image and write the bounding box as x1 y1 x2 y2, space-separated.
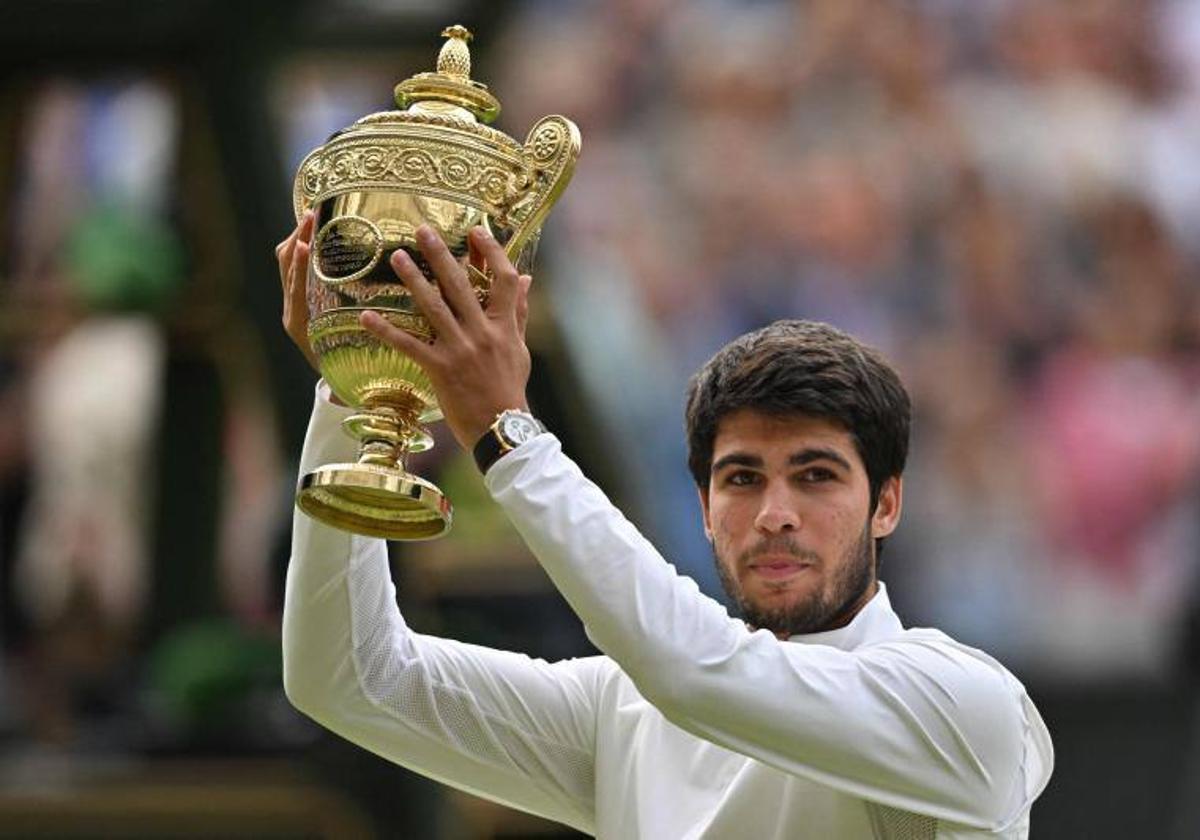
394 23 500 123
438 25 473 79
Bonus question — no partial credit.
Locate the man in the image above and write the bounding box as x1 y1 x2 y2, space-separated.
278 218 1053 839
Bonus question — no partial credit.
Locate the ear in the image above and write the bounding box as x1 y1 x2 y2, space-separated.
871 476 903 539
697 486 714 542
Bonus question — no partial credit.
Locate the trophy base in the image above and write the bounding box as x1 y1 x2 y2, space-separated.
297 463 452 540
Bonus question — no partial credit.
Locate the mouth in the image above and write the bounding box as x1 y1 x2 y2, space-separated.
747 558 815 581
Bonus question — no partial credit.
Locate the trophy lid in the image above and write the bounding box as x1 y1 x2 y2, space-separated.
393 25 501 124
294 22 580 246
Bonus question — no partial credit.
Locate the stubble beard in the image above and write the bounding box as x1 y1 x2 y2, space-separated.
714 521 876 637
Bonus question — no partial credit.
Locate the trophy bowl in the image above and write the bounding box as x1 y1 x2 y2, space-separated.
293 25 580 540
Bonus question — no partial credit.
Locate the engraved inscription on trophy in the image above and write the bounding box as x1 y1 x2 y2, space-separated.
313 215 384 286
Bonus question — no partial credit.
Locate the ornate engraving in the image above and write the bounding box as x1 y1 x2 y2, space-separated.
439 154 477 189
531 123 564 162
396 148 438 183
309 309 435 353
294 131 529 221
502 116 581 256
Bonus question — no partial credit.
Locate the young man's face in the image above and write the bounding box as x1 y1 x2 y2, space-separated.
699 409 902 637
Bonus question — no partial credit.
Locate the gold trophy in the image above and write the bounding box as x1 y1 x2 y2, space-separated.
293 25 580 540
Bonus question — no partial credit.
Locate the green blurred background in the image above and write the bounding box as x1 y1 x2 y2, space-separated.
2 0 1200 836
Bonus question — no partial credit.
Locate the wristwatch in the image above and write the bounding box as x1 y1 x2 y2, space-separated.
472 409 547 474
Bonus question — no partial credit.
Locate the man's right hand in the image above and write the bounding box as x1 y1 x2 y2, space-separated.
276 210 318 373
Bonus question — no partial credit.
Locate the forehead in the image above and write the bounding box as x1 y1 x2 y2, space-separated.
712 409 862 466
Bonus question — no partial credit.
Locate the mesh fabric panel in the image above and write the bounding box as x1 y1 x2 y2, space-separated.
867 802 938 840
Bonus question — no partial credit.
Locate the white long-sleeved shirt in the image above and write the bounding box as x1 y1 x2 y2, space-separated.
284 384 1054 839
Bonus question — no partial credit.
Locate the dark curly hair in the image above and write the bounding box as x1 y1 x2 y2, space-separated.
685 320 911 516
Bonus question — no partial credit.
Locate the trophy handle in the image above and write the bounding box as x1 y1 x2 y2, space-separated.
504 115 581 261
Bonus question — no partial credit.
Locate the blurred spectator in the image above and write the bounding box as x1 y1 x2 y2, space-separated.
3 81 180 741
1 75 290 747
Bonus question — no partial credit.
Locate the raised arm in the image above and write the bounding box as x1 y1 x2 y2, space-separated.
485 435 1052 832
276 217 601 833
281 386 602 832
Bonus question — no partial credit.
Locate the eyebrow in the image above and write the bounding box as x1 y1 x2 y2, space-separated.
711 447 853 475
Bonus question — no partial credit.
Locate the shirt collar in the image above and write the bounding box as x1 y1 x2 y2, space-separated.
786 582 904 650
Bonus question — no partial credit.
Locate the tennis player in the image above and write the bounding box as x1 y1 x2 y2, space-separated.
278 220 1053 839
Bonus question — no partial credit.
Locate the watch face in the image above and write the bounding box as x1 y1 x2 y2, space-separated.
500 413 541 446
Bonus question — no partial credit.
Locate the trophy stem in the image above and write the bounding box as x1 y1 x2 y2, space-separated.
350 393 432 470
295 392 450 540
352 409 411 469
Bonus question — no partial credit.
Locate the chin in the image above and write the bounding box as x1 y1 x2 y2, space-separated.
747 577 816 601
747 588 811 616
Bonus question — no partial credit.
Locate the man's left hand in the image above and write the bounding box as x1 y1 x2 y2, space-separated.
360 224 533 452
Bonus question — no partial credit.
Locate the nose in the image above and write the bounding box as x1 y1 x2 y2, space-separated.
754 484 801 534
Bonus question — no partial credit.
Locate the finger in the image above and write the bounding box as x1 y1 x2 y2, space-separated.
470 227 521 320
277 228 298 285
360 309 434 366
277 209 313 260
284 241 313 368
290 240 311 315
299 209 316 243
295 211 316 276
276 221 297 259
287 224 312 308
390 248 465 342
415 225 485 328
277 210 314 285
516 274 532 337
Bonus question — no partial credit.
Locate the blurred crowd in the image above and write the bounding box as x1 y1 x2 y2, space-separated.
493 0 1200 680
0 77 290 751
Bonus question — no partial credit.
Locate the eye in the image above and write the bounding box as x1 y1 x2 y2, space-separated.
725 470 761 487
798 466 837 483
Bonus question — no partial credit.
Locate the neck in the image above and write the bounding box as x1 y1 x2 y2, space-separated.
777 578 880 640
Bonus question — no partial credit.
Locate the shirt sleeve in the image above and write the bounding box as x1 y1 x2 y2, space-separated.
282 383 603 834
485 434 1054 832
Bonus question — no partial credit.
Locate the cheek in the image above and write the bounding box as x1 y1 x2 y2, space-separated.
821 502 867 552
795 497 858 551
825 507 853 537
709 503 745 551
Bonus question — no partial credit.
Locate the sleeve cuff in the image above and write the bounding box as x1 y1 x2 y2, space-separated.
315 379 351 410
299 379 360 475
482 433 562 494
